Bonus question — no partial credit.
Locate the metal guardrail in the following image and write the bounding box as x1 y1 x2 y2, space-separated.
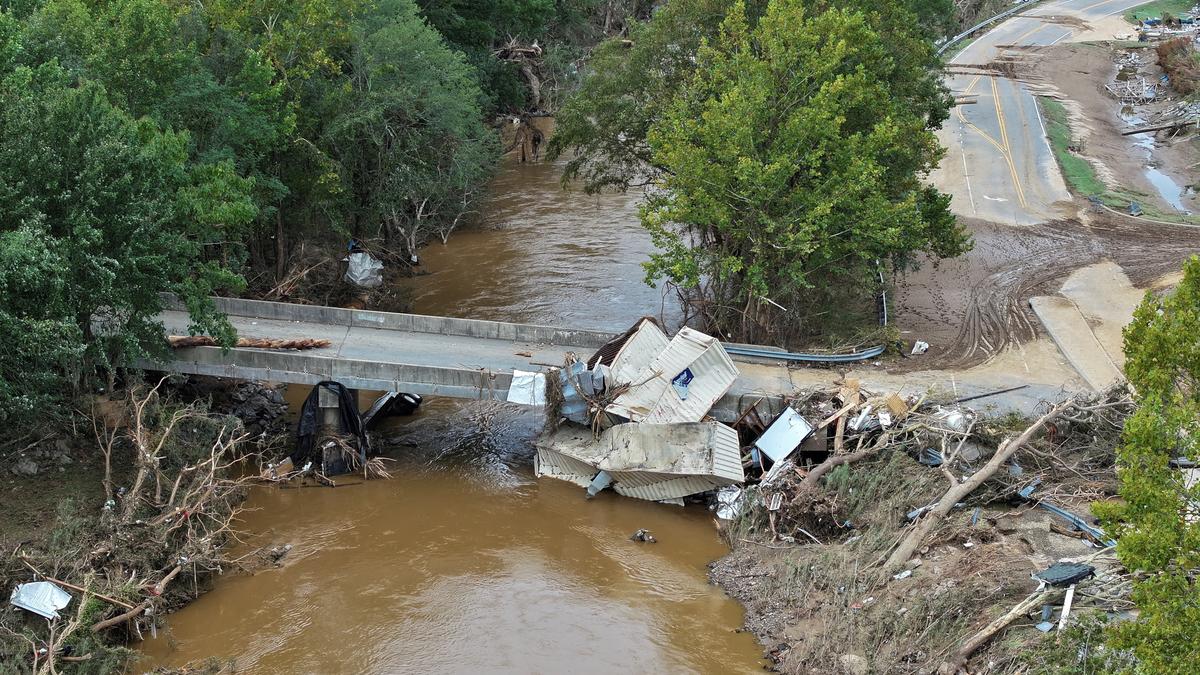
725 343 888 363
937 0 1045 56
727 265 890 364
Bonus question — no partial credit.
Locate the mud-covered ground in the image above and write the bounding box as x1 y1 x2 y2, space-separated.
890 211 1195 370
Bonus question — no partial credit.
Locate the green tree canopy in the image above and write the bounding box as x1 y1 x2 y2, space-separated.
550 0 950 195
1097 256 1200 673
635 0 967 343
0 57 253 420
324 0 497 257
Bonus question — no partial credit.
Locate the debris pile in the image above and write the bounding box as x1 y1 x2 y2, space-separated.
533 318 745 503
227 381 289 437
709 383 1136 672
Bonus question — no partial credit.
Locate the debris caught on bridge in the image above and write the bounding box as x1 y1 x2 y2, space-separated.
507 369 547 406
604 326 739 424
535 421 744 501
361 391 422 429
535 320 748 503
168 335 332 350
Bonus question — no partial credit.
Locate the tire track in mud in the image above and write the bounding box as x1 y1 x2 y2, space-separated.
892 214 1197 369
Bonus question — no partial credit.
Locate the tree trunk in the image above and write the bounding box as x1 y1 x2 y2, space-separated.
885 398 1077 570
274 211 286 282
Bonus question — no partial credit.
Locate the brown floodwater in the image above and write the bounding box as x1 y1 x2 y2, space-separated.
410 157 681 330
138 159 762 673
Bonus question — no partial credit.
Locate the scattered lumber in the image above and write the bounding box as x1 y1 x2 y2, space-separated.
168 336 332 350
1121 118 1198 135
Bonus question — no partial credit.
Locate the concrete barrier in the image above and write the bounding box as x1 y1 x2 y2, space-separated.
136 345 515 401
162 294 617 348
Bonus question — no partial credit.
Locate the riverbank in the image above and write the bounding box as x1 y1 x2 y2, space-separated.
0 381 283 673
707 386 1131 673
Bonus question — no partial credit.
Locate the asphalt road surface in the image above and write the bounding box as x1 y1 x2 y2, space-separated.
936 0 1156 225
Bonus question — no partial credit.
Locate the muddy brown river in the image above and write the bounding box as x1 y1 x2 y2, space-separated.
139 158 763 673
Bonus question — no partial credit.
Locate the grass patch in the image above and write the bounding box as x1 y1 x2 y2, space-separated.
1038 96 1200 224
1125 0 1197 23
1038 97 1107 196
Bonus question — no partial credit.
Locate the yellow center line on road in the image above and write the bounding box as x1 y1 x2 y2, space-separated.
991 76 1028 208
952 17 1046 210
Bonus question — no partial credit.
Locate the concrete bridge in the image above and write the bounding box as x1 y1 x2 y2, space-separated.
143 296 798 422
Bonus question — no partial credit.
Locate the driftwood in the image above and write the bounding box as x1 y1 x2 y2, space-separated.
1122 118 1198 135
885 397 1080 570
938 587 1057 674
168 336 332 350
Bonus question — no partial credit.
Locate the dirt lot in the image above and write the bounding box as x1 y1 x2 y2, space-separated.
890 211 1196 370
1023 40 1199 215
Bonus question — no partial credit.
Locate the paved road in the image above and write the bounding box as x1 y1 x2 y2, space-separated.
150 299 794 420
150 297 1082 416
936 0 1154 225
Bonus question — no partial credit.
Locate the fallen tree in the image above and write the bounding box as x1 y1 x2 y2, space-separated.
1 381 258 673
886 386 1131 570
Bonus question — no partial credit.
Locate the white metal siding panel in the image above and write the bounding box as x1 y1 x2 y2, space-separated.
536 420 744 500
534 447 596 488
709 423 746 483
606 328 738 423
614 476 736 501
609 320 671 385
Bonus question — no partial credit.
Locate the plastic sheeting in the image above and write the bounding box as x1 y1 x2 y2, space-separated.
10 581 72 620
344 252 384 288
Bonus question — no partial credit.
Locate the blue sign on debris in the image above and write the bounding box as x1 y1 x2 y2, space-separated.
671 368 694 399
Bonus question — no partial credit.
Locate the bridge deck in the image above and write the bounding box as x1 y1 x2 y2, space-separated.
144 297 796 421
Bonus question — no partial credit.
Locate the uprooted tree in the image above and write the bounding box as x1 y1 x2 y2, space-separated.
1095 255 1200 674
0 382 255 673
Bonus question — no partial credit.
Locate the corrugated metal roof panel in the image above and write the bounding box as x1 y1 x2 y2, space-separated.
613 475 735 501
606 328 739 423
608 320 671 385
534 444 597 489
534 421 743 501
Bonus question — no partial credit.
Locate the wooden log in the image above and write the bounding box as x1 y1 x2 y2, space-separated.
1122 118 1197 135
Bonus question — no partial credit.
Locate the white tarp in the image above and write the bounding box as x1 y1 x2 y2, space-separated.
507 369 547 406
344 252 384 288
754 408 814 462
10 581 72 620
606 328 739 424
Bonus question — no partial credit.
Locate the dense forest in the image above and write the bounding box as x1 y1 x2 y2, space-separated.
0 0 960 419
0 0 639 426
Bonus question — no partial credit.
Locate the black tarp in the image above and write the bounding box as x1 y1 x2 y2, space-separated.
292 381 369 472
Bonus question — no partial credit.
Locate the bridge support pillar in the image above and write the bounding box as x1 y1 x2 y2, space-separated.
318 386 341 430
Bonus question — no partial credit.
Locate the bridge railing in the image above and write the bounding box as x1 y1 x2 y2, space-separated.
161 294 616 348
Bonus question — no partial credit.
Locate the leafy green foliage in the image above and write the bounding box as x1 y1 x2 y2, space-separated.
623 0 967 343
1022 612 1138 674
1096 256 1200 673
0 55 252 418
551 0 740 192
324 0 497 256
416 0 605 112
